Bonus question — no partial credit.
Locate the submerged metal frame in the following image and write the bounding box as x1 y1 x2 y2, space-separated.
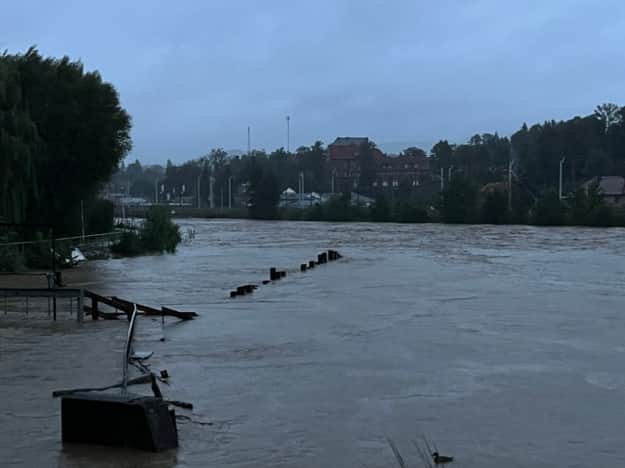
121 304 139 394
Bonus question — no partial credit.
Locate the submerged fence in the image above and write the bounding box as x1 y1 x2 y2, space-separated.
0 287 85 321
0 231 122 270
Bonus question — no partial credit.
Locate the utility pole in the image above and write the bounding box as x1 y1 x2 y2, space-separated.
247 126 251 156
440 167 444 191
209 176 215 209
331 169 335 194
559 156 566 201
154 179 158 204
448 166 453 183
228 176 233 209
286 115 290 152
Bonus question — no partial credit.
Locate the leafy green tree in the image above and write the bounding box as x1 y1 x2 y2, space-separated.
480 191 508 224
247 161 280 219
394 201 428 223
532 190 565 226
370 193 391 222
0 56 41 223
594 103 622 134
430 140 454 171
140 206 181 253
0 47 131 233
357 141 377 194
86 199 114 234
296 141 327 193
324 193 353 221
583 148 612 177
401 147 427 159
440 177 478 223
130 179 155 198
569 182 614 226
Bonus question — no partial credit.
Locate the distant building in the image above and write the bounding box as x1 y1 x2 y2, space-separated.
328 137 383 193
279 188 322 209
373 152 430 190
328 137 430 193
581 176 625 207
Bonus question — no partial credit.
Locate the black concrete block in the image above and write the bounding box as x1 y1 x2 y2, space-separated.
61 392 178 452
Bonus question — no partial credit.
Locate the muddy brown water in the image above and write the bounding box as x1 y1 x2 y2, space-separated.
1 220 625 467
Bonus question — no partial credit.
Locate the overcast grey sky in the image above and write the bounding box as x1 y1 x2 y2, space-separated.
3 1 625 163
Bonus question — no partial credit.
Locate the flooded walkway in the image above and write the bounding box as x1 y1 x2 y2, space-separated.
1 220 625 467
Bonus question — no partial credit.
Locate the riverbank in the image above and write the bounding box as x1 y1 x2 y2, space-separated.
120 203 625 227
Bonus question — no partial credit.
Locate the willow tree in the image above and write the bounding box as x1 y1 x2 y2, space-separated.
0 47 132 232
0 56 40 222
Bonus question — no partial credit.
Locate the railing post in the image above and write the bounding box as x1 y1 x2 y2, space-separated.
91 295 99 320
78 289 84 323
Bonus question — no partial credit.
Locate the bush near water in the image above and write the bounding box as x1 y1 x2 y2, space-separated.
112 206 181 256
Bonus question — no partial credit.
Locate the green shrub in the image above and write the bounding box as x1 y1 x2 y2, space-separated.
532 190 565 226
111 231 143 256
87 199 115 234
480 191 509 224
23 232 53 269
112 206 181 256
440 177 478 223
394 201 429 223
140 206 181 253
0 246 25 272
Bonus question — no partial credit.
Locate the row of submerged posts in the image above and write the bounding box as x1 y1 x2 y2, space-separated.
229 249 343 298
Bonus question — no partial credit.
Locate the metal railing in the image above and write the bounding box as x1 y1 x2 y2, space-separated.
0 287 85 321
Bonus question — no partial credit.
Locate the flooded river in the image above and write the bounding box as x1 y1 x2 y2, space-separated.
1 220 625 467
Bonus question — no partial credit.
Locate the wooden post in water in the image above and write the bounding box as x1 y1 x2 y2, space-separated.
91 295 99 320
77 289 84 323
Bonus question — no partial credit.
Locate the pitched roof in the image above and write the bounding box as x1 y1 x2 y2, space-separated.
582 176 625 196
330 137 369 147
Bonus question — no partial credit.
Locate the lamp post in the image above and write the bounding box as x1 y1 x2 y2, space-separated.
286 116 290 153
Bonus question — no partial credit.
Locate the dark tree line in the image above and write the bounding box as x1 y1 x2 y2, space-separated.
1 48 131 233
118 103 625 225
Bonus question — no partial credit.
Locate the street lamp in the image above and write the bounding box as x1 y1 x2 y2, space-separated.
286 116 290 153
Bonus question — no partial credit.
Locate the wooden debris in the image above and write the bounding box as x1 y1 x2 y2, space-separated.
83 290 198 321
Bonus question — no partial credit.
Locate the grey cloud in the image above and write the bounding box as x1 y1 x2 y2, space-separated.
3 0 625 162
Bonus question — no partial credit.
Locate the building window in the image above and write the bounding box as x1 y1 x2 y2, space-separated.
414 164 418 169
392 179 399 187
372 181 378 187
412 179 420 186
382 181 388 187
404 164 409 169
